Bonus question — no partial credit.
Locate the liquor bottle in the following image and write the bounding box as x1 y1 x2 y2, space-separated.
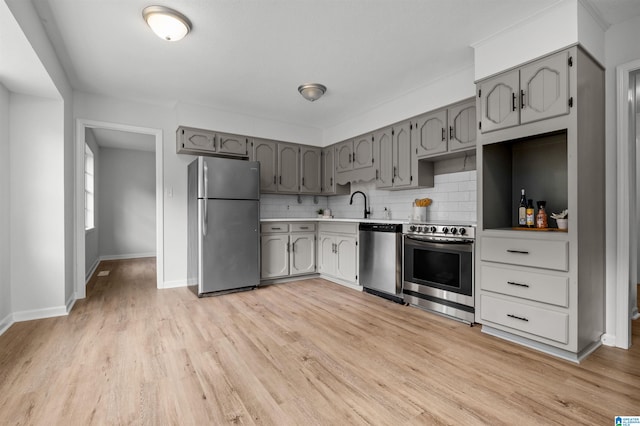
536 201 548 228
526 199 535 228
518 189 527 226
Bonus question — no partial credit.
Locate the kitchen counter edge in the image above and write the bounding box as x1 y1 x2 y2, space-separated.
260 217 407 224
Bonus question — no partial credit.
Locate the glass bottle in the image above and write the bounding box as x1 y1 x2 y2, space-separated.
526 199 535 228
518 189 527 226
536 201 548 229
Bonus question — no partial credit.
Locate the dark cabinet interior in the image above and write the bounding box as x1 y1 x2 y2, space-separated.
482 130 568 230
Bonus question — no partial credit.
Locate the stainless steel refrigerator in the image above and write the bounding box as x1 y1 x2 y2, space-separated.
187 156 260 296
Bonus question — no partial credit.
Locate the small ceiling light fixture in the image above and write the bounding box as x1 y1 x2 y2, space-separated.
298 83 327 102
142 5 192 42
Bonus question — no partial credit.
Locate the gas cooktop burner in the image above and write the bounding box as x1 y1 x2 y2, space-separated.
402 223 475 241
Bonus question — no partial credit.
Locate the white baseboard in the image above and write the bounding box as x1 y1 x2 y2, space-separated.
12 305 69 322
100 252 156 261
162 280 187 289
601 333 617 347
86 257 100 283
0 313 14 336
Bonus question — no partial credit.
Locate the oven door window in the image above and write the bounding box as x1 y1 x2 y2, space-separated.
404 238 473 296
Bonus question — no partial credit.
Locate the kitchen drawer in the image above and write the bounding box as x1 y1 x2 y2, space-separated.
480 295 569 344
318 222 358 235
291 223 316 232
480 264 569 307
481 237 568 271
261 223 289 233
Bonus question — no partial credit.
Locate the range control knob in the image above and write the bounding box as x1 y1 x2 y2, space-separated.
419 226 426 233
409 225 416 232
430 226 437 233
451 227 458 235
459 228 467 235
442 227 449 234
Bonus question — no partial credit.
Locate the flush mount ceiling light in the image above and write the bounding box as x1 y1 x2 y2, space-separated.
298 83 327 102
142 5 192 41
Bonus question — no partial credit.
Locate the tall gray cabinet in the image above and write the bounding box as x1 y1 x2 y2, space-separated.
475 45 605 362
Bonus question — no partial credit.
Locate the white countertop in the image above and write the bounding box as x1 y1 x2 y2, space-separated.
260 217 408 224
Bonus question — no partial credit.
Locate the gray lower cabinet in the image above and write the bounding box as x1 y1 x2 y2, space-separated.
260 223 316 279
476 45 604 361
317 223 358 286
478 50 570 133
177 126 249 157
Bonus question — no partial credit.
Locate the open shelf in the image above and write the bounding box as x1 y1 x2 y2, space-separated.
482 130 568 231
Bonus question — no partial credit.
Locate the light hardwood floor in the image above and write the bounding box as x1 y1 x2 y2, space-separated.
0 257 638 425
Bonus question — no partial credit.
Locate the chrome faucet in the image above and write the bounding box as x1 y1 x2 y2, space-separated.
349 191 370 218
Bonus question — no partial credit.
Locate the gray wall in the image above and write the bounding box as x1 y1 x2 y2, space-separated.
0 83 10 326
98 147 156 258
84 129 99 276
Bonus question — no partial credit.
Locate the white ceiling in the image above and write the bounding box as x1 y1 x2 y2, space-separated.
88 127 155 152
23 0 640 131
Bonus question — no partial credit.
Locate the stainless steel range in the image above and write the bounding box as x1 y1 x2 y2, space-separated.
402 222 475 324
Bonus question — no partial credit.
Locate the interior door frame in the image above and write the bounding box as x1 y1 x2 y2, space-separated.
614 59 640 349
74 119 163 299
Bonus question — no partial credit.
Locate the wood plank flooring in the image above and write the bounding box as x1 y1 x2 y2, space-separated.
0 257 638 425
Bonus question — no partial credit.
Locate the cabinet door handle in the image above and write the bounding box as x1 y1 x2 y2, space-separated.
507 249 529 254
286 242 290 253
330 177 333 186
302 177 305 186
290 241 295 252
449 126 454 139
279 176 282 185
507 281 530 288
507 314 529 322
520 89 525 109
353 152 357 163
512 93 517 111
273 175 276 185
375 169 379 180
441 127 445 141
393 166 397 177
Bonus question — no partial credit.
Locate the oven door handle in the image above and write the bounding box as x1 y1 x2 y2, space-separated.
405 235 474 252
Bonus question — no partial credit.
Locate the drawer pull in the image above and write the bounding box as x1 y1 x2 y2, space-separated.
271 227 281 230
300 226 309 230
507 281 530 288
507 314 529 322
507 249 529 254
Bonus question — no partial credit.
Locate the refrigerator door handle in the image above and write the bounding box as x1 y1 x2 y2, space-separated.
203 160 209 236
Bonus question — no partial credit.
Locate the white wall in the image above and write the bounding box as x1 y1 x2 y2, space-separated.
0 83 11 328
84 129 99 276
605 14 640 337
9 94 66 316
98 147 156 258
322 66 475 145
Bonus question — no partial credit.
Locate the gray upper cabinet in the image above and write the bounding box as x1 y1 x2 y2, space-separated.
177 126 249 157
376 122 412 189
415 110 447 158
177 127 216 154
321 147 335 194
218 132 249 156
520 51 570 125
479 50 570 133
335 140 353 173
392 121 412 188
353 135 374 169
277 143 299 193
252 138 278 193
300 146 321 194
448 99 477 152
374 127 393 189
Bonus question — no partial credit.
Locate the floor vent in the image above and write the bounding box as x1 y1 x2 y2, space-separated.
97 271 110 277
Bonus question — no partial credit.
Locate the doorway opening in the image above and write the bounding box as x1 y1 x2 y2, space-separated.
75 120 163 300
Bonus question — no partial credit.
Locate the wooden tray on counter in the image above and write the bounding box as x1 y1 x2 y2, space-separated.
511 227 568 232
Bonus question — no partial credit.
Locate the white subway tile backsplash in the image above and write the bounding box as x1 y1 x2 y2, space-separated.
260 170 477 223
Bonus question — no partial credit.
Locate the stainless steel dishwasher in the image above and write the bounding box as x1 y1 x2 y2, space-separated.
358 223 403 303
